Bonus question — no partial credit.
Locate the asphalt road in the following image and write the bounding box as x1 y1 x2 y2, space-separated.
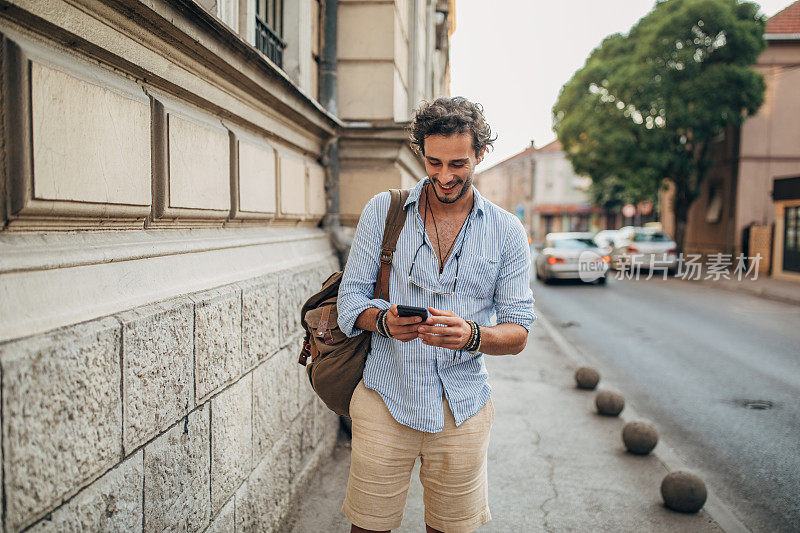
530 271 800 533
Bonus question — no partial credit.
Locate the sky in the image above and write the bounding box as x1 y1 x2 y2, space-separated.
449 0 792 172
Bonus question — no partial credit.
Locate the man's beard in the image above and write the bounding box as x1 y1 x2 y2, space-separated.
430 171 473 204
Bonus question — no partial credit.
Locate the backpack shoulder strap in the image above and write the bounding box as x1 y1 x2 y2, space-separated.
374 188 410 301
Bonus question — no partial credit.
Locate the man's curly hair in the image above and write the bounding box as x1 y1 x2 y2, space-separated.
409 97 496 156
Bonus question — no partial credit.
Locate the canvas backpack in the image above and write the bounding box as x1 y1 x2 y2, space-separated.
299 189 409 417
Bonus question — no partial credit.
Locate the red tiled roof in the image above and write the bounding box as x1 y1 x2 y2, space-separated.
536 140 563 153
534 204 602 215
766 1 800 34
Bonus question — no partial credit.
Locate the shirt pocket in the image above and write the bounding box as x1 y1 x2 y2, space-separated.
460 255 500 299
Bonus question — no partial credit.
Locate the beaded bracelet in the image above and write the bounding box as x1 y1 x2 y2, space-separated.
381 310 394 338
464 321 477 350
375 309 390 338
463 320 481 353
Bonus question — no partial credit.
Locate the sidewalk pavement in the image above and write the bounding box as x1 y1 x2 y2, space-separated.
283 313 736 532
685 274 800 307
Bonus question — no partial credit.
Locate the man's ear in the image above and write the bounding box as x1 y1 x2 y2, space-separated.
476 146 487 164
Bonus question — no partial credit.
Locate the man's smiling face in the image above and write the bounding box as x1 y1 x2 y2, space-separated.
423 133 485 205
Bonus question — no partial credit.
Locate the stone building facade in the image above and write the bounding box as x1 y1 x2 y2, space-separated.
0 0 452 531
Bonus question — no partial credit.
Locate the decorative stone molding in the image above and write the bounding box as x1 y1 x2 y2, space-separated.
227 126 278 223
0 227 332 343
149 94 232 228
2 32 152 230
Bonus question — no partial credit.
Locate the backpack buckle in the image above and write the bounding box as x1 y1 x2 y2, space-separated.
379 250 393 264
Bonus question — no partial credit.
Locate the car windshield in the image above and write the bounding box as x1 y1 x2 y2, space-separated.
633 232 671 242
552 238 595 249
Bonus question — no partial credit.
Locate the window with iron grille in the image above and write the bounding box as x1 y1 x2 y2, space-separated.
255 0 286 67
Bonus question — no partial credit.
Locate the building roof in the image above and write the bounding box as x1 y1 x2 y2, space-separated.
766 1 800 35
478 139 563 174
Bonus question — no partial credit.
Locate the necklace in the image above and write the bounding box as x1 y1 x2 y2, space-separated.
424 183 461 274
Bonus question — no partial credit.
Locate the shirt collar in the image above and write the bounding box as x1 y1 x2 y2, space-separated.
404 177 485 216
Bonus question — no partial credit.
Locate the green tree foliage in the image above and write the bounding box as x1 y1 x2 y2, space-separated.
553 0 766 251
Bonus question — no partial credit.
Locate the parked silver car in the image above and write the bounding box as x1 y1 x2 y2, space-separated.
535 232 610 284
609 227 678 273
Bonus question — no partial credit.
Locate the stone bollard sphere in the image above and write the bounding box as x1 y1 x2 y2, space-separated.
575 367 600 390
622 420 659 455
661 471 707 513
595 390 625 416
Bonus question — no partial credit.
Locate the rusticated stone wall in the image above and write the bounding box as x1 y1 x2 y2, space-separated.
0 260 339 532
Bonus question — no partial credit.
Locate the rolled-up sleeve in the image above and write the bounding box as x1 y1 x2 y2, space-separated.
338 195 392 337
494 217 535 330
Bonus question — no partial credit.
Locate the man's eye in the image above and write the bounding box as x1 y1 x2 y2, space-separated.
452 163 465 168
429 161 441 166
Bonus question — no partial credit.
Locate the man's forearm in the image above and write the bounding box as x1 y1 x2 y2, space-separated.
354 308 381 333
478 323 528 356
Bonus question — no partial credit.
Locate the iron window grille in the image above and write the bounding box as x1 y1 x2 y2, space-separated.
255 0 286 67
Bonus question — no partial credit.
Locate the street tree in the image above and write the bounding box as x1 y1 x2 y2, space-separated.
553 0 766 252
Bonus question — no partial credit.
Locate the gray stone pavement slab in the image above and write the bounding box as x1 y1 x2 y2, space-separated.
284 321 726 532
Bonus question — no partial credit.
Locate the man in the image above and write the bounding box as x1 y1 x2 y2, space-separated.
338 97 535 533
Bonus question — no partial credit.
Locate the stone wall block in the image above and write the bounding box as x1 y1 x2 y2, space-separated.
1 317 122 531
211 374 252 515
143 404 210 532
118 299 194 452
30 451 143 533
314 395 340 447
240 275 280 368
299 400 316 463
253 353 288 461
278 348 302 424
192 286 243 403
234 434 291 532
277 271 300 343
278 266 327 345
205 497 234 533
297 352 315 410
288 419 304 481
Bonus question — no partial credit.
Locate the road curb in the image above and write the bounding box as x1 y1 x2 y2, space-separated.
535 310 751 533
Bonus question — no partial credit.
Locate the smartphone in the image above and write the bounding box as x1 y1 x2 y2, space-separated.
397 305 428 320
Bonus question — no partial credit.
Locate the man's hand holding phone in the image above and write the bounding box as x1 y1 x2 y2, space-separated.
386 305 425 342
417 307 471 350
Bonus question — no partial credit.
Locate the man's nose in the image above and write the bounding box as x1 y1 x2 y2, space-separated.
441 169 458 181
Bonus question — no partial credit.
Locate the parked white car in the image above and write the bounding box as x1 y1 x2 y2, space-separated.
593 229 620 252
535 232 610 284
609 227 678 273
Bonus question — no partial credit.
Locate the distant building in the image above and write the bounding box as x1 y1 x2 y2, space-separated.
475 140 613 242
660 0 800 280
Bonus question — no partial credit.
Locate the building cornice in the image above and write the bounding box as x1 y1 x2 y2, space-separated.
339 122 425 178
765 33 800 40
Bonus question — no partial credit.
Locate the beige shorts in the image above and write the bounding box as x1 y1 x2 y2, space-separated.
342 381 494 533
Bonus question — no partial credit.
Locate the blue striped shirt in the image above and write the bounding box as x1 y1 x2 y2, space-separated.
337 178 535 432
